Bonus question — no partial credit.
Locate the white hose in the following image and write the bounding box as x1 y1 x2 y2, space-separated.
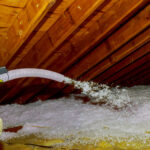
0 68 65 83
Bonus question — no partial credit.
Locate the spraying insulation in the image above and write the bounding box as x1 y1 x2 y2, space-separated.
0 69 150 147
64 77 132 108
0 85 150 146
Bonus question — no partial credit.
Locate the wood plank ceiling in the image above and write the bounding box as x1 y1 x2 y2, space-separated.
0 0 149 104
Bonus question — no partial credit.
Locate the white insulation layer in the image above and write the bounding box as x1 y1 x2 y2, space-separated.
0 68 65 82
0 86 150 144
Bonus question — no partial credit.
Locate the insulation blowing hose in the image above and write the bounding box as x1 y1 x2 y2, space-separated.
0 68 65 83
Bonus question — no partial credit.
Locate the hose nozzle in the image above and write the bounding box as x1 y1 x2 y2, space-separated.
0 67 8 83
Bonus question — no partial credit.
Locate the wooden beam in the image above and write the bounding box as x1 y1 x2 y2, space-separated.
43 0 149 74
0 27 8 37
0 0 56 66
1 0 109 104
28 3 150 102
1 0 149 104
0 4 22 38
80 28 150 81
128 68 150 86
8 0 76 68
119 61 150 86
1 0 108 104
0 5 22 27
95 53 150 84
59 11 150 94
61 41 150 95
103 43 150 84
16 0 106 70
73 28 150 81
16 0 150 104
0 0 27 8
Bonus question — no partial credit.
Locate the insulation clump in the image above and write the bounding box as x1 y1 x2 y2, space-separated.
64 77 131 109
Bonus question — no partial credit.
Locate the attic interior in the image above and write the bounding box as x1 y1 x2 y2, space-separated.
0 0 150 149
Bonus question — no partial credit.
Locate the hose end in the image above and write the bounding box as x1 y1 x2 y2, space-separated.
0 66 8 83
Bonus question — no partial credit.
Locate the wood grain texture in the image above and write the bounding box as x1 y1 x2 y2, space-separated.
14 1 150 104
8 0 76 69
103 43 150 84
0 1 28 44
0 5 22 38
18 4 150 103
94 51 150 84
0 0 56 66
80 28 150 81
1 0 108 104
0 5 21 27
0 0 27 8
61 28 150 95
53 6 150 95
0 0 149 104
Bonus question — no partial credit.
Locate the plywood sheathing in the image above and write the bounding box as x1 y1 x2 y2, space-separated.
33 2 150 102
0 0 56 66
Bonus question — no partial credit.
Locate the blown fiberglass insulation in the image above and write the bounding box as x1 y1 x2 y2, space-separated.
64 78 133 108
0 84 150 146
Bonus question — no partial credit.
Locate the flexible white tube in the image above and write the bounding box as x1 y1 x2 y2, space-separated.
0 68 65 83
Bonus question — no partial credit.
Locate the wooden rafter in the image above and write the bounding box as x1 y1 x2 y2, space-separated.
13 1 150 104
104 43 150 84
0 0 149 104
0 0 28 8
1 0 108 103
119 60 150 86
0 0 56 66
52 5 150 96
80 28 150 81
8 0 76 68
61 28 150 94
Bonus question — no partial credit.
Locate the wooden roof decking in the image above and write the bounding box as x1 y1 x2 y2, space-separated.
0 0 26 37
0 0 149 104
